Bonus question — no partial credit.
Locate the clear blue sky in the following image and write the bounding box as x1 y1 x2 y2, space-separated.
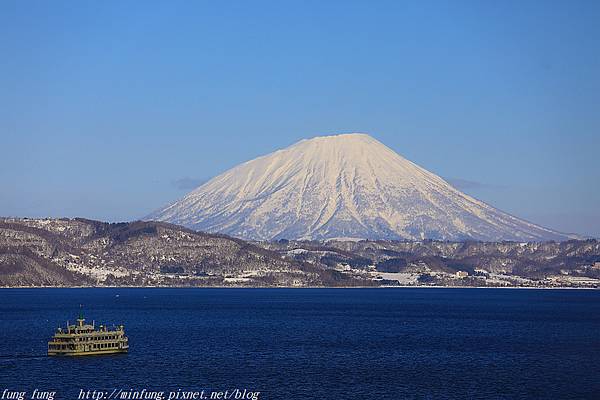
1 1 599 237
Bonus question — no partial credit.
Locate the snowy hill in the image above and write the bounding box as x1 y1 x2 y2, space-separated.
147 133 574 241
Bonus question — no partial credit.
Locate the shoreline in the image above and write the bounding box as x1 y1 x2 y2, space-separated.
0 285 597 290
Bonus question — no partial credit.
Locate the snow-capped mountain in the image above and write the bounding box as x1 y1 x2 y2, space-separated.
147 133 573 241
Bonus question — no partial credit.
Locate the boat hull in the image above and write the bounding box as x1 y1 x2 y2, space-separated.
48 348 128 356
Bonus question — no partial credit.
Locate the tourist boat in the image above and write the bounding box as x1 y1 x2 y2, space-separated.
47 313 128 356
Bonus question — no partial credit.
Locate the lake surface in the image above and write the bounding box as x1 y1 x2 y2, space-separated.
1 288 599 399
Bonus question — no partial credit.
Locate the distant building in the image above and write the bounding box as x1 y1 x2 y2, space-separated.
593 262 600 270
456 271 469 278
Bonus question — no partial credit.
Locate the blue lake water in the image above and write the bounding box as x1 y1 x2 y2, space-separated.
0 288 599 399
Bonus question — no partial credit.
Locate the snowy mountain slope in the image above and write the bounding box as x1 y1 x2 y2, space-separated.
147 133 574 241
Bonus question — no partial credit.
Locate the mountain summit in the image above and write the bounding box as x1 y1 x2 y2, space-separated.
147 133 572 241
